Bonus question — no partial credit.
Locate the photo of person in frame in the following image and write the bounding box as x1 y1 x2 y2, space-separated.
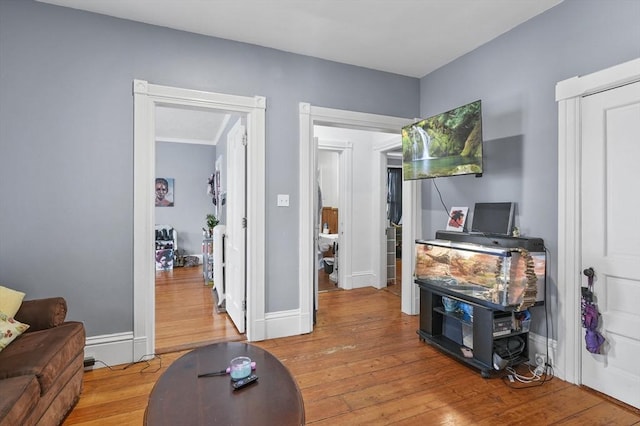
155 177 174 207
155 249 174 270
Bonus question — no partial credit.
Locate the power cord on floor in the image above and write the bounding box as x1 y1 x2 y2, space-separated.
500 362 554 388
87 353 163 374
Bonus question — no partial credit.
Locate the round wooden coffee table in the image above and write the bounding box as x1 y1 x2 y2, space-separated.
144 342 305 425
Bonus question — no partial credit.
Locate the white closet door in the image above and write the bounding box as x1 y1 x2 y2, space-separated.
580 80 640 408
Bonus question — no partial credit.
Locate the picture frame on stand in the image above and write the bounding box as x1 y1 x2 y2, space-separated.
446 206 468 232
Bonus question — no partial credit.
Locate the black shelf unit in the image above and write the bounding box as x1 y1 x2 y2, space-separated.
416 280 530 378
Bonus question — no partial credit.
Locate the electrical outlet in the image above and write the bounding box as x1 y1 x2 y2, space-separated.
535 353 546 367
276 194 289 207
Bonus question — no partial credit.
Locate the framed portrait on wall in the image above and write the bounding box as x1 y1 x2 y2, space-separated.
446 206 468 232
155 177 174 207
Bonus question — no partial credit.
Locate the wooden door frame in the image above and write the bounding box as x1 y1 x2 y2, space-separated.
556 58 640 384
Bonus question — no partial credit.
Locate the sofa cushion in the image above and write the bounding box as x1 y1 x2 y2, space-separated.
0 375 40 426
0 286 26 318
0 322 85 394
14 297 67 333
0 311 29 352
24 356 83 426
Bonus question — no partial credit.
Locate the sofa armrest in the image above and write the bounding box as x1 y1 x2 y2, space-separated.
14 297 67 332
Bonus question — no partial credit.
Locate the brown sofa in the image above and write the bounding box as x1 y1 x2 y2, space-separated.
0 297 85 426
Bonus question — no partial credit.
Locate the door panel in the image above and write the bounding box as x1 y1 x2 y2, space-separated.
581 81 640 408
226 121 246 333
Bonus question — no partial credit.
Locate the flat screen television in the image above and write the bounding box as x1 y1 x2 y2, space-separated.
471 202 515 235
402 100 483 180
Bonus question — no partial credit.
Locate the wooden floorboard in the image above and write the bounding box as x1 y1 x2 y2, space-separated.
153 265 244 354
63 267 640 425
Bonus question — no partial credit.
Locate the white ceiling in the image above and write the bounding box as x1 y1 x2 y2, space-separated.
39 0 563 143
39 0 563 78
155 106 232 146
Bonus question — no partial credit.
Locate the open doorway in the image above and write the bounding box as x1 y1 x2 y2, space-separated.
316 148 341 293
299 104 419 335
133 80 266 360
314 126 398 295
314 133 359 299
385 150 403 297
314 131 402 302
152 106 244 353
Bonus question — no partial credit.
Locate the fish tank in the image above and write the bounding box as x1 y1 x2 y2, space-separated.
415 239 545 310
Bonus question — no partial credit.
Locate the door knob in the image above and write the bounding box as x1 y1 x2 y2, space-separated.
583 267 594 278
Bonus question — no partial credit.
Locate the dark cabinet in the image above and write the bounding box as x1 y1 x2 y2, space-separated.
417 281 530 377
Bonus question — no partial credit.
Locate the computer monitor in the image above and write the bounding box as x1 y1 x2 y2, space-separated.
471 202 515 235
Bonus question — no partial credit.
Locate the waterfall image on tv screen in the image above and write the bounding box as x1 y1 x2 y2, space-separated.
402 100 483 180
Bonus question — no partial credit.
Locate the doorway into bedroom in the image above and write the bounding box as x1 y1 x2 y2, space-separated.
153 105 245 353
134 81 266 360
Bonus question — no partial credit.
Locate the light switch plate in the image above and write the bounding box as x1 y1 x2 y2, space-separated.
277 194 289 207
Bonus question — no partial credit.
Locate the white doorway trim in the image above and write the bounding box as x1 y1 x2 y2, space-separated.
401 177 422 314
317 139 353 290
299 103 418 334
556 58 640 384
372 135 422 316
133 80 266 360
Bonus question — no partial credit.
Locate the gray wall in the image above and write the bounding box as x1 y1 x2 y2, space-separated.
156 142 216 255
418 0 640 336
0 0 419 336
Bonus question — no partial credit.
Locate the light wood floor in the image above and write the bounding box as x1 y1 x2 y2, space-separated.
63 267 640 425
319 258 402 294
154 265 244 353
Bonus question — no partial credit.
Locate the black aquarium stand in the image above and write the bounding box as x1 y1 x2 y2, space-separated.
416 279 530 378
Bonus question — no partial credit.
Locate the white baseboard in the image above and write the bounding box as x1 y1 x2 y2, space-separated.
351 270 376 289
83 308 306 367
528 332 560 376
83 332 137 369
264 309 307 340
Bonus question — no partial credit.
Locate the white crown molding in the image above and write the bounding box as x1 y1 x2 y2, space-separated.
155 137 217 145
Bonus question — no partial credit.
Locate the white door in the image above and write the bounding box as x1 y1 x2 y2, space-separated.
314 139 320 317
226 121 247 333
580 80 640 408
